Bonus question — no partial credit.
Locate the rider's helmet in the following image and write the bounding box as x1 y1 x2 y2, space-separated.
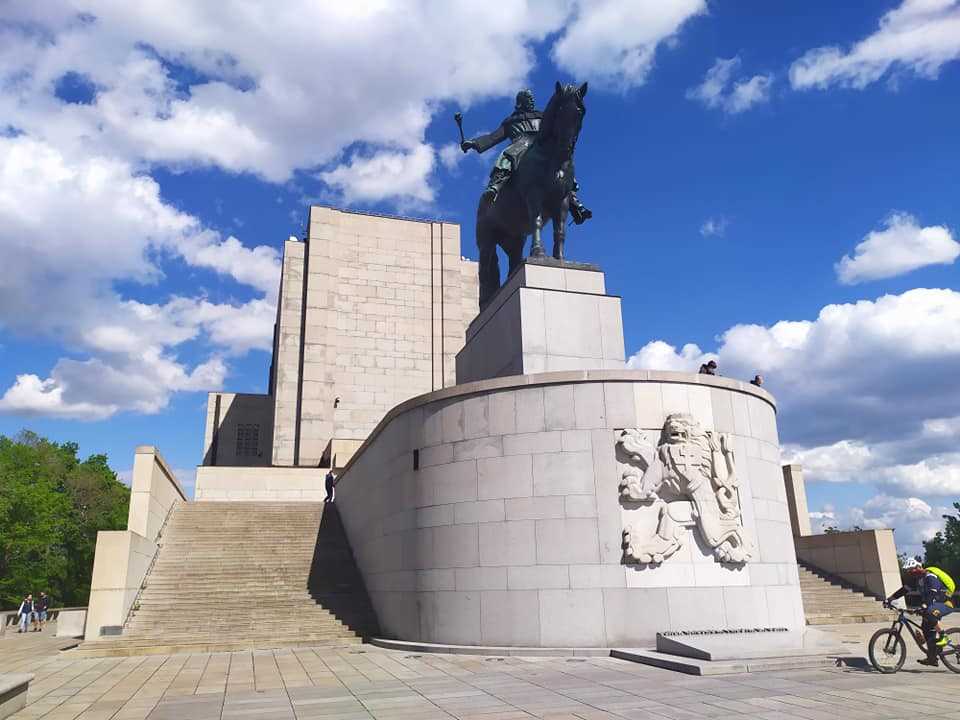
902 557 924 574
515 89 535 112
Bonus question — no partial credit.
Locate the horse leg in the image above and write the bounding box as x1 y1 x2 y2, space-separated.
552 203 568 260
506 236 524 273
527 197 545 258
477 230 501 309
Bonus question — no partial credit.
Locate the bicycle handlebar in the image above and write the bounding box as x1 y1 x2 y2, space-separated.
883 601 922 615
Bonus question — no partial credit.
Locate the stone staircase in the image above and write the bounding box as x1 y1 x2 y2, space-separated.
77 502 377 656
799 561 890 625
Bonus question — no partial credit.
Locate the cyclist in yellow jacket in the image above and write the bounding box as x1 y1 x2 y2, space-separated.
887 558 956 666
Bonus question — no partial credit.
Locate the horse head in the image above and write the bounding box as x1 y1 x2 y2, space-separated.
538 81 587 157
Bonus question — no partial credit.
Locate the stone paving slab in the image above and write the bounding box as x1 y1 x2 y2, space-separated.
1 623 959 720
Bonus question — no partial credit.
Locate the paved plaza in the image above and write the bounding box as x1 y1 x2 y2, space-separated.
2 623 960 720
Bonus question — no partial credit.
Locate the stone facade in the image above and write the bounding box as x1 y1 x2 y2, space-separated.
334 370 803 647
201 206 478 468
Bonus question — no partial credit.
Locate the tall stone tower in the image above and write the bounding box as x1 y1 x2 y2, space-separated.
202 206 478 470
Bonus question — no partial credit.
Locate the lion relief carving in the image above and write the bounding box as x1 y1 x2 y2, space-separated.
616 413 753 565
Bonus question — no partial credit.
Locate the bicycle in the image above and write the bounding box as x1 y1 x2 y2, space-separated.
868 602 960 674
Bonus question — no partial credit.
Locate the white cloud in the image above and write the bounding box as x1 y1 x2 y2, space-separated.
629 289 960 539
785 438 960 496
0 134 277 419
687 57 773 113
0 354 226 421
0 2 571 184
790 0 960 90
438 143 464 173
700 216 730 237
627 340 712 372
810 494 951 557
836 212 959 284
0 2 711 418
552 0 707 90
319 144 436 206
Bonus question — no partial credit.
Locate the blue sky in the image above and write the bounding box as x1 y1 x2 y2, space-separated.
1 1 959 556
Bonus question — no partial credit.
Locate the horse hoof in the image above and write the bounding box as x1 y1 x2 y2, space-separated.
530 247 546 258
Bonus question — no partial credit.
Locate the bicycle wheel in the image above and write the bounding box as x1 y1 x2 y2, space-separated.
869 628 906 673
939 627 960 674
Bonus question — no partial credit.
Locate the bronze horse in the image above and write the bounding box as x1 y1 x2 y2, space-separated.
475 81 587 308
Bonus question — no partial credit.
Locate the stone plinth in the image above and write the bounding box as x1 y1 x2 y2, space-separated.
56 609 87 638
0 674 32 720
334 370 801 648
455 259 624 384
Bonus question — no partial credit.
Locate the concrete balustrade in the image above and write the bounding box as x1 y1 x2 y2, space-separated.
0 674 32 720
795 528 901 600
84 446 186 641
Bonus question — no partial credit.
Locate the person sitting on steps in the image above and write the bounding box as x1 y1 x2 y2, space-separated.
461 88 592 224
886 557 956 666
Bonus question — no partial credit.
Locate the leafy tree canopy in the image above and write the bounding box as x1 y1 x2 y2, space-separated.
0 431 129 609
923 502 960 582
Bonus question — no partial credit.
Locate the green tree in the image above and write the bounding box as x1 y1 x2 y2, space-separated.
0 431 129 609
923 502 960 581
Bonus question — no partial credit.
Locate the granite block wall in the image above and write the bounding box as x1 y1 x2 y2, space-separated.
335 371 803 648
201 207 479 469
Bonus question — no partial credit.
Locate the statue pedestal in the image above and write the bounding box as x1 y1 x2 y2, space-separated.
455 258 625 384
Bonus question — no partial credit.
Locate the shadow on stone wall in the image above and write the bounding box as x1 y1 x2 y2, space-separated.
307 504 380 638
203 393 273 467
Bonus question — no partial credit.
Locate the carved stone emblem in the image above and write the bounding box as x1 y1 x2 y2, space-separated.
616 413 753 565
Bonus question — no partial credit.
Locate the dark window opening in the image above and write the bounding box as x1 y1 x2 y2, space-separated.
236 423 260 457
413 448 420 471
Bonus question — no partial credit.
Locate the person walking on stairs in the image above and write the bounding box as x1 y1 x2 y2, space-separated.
887 557 956 666
325 470 336 503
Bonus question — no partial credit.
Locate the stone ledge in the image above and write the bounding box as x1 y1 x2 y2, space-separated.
523 256 601 273
0 674 32 720
611 648 843 675
132 446 187 501
369 637 609 657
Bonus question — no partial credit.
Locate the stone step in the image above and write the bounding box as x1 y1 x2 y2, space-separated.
797 561 886 626
806 614 890 625
123 620 360 630
74 637 363 657
130 607 373 619
126 623 361 632
78 501 378 657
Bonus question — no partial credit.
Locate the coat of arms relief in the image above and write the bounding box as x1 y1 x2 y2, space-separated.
616 413 753 565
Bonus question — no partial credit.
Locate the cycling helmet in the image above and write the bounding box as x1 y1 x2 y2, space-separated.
902 557 922 571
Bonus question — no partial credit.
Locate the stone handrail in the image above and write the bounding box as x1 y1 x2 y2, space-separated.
122 500 177 629
85 446 186 641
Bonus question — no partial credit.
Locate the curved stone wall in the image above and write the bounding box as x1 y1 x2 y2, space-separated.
334 370 802 647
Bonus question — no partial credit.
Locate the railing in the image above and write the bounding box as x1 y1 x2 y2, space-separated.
122 500 180 630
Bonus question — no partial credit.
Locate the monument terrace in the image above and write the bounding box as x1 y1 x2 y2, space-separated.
63 82 908 677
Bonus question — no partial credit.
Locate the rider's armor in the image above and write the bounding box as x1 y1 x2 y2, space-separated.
466 90 591 224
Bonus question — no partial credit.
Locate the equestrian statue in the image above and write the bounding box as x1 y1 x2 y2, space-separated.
457 82 592 308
